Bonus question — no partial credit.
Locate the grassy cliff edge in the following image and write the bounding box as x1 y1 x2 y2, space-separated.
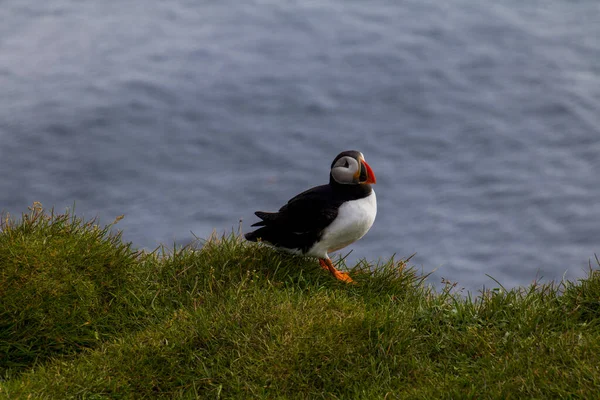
1 204 599 399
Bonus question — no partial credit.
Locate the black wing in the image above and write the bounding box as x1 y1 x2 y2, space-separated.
245 184 344 252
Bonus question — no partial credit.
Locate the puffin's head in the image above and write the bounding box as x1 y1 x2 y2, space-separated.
330 150 377 185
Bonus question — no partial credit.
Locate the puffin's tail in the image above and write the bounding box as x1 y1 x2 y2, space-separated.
251 211 278 226
245 211 279 242
244 227 267 242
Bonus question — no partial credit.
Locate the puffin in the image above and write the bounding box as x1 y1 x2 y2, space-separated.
245 150 377 283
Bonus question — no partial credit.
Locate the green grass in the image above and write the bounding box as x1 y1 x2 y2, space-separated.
1 204 599 399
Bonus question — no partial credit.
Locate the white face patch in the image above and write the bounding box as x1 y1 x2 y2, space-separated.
331 156 359 184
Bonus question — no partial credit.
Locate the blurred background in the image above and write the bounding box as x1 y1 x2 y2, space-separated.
1 0 599 291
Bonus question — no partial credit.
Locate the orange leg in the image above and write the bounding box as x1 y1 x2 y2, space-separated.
318 259 330 271
319 258 354 283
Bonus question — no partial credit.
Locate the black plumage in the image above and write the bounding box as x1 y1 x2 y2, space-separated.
245 183 372 253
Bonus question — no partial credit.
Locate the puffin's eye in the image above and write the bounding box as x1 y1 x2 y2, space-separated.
343 159 349 168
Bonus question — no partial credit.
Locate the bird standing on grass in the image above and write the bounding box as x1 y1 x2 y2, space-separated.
245 150 377 283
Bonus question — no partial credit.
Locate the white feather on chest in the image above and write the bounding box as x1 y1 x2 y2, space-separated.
307 190 377 258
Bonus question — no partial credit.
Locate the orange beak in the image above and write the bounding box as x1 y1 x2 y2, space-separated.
360 159 377 184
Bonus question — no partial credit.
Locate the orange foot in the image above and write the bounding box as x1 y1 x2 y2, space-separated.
319 258 354 283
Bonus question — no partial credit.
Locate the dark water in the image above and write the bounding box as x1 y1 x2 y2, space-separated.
1 1 599 291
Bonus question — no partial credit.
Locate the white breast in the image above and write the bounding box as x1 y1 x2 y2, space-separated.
307 190 377 258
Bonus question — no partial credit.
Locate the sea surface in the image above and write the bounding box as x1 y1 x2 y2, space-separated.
1 0 599 291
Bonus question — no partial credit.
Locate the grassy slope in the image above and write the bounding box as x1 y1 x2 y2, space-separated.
1 204 599 399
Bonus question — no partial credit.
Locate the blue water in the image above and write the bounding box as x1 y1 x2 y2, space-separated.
1 0 599 291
